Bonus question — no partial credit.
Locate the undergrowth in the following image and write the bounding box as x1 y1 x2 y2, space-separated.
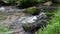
35 6 60 34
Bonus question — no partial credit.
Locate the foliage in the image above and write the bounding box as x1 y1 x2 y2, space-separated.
16 0 46 6
1 0 60 7
35 7 60 34
1 0 47 7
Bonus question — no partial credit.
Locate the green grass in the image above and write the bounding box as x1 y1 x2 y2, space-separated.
35 7 60 34
0 26 11 34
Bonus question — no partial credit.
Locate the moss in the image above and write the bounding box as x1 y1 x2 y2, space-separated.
26 7 39 15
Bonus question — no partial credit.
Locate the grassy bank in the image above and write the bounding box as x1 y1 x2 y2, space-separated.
35 6 60 34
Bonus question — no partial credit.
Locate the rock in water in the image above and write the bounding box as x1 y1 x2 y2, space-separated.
22 20 48 33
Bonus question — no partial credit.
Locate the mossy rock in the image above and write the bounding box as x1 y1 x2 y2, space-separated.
26 7 39 15
22 20 48 33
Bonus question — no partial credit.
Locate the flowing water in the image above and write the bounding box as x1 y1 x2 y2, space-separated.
0 6 47 34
